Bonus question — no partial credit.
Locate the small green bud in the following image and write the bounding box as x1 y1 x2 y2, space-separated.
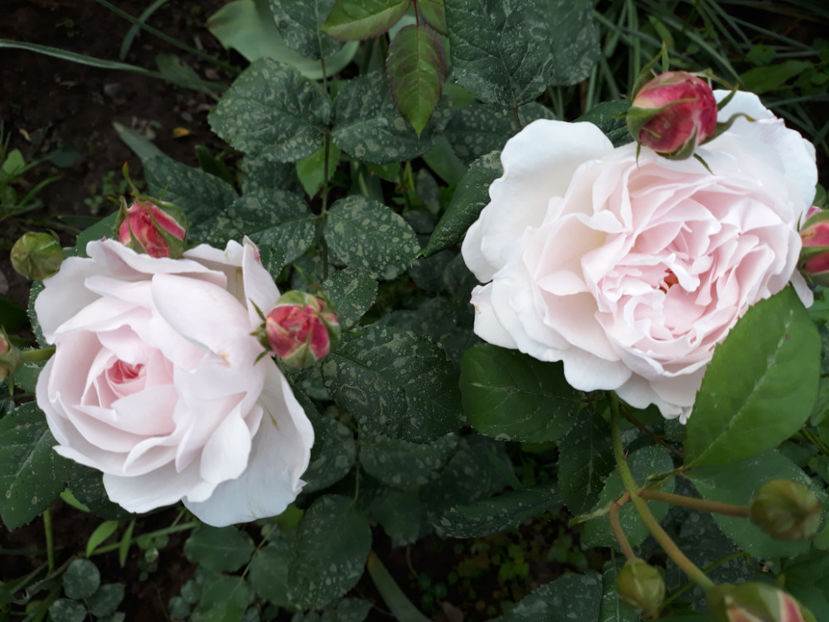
708 582 816 622
10 232 63 280
615 558 665 618
749 479 821 541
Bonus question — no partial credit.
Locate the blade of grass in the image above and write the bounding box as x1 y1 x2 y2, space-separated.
0 39 162 79
366 551 431 622
119 0 171 60
95 0 238 74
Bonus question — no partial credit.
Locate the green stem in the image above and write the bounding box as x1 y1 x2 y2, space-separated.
609 497 637 560
43 509 54 573
663 551 749 607
91 521 198 556
21 347 55 363
639 490 749 518
609 394 714 591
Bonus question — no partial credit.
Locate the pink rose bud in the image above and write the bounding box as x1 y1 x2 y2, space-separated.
799 206 829 285
116 199 187 258
708 583 816 622
265 291 340 368
749 479 821 541
627 71 718 159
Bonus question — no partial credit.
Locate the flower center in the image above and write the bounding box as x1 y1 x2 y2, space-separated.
107 360 144 384
658 269 679 293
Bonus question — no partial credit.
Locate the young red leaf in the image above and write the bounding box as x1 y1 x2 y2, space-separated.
386 24 446 136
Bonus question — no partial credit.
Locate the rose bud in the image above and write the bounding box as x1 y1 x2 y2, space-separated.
798 206 829 285
748 479 821 541
116 198 187 258
707 583 816 622
0 329 22 382
264 291 340 368
10 231 63 280
626 71 718 159
615 558 665 618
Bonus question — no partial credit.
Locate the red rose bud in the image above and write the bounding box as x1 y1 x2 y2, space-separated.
627 71 718 159
116 199 187 258
708 583 816 622
799 206 829 285
615 558 665 618
265 291 340 368
748 479 821 541
10 231 63 280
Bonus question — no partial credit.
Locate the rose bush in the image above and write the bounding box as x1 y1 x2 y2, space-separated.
462 91 817 420
35 238 313 526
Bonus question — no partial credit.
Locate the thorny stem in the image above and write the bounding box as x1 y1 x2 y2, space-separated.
639 490 749 518
608 497 637 561
610 393 714 592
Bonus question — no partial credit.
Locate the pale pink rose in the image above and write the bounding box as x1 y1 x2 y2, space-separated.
35 238 313 526
462 91 816 420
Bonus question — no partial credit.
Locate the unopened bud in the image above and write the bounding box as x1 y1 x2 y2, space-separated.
116 199 187 258
264 291 340 368
799 206 829 285
749 479 821 541
10 232 63 280
708 583 816 622
615 558 665 618
0 329 22 382
627 71 718 159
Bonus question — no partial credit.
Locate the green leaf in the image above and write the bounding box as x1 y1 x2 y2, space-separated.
539 0 601 86
285 495 372 610
431 487 559 538
323 0 410 40
292 598 373 622
87 584 125 618
226 188 317 265
422 151 502 256
599 561 639 622
143 156 238 243
459 344 581 443
322 324 464 442
269 0 341 58
686 450 820 559
210 58 330 163
370 489 424 545
194 575 253 622
48 599 87 622
63 558 101 600
386 25 446 136
332 71 447 163
582 445 675 549
443 102 553 164
685 288 820 467
0 402 71 529
112 122 165 162
85 520 119 557
155 53 222 95
321 268 378 329
740 60 811 95
496 572 602 621
66 462 133 521
184 526 255 573
576 100 631 147
248 537 293 607
360 433 458 489
302 407 357 494
297 142 341 197
324 195 420 280
208 0 358 78
557 409 615 515
418 0 447 34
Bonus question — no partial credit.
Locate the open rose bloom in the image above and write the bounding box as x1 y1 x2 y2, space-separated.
462 92 817 420
35 238 313 526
